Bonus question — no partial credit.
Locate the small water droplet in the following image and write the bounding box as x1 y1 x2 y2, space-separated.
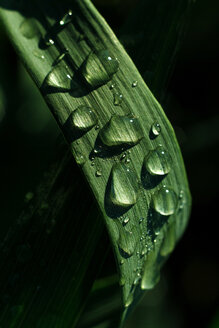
43 63 72 91
152 186 178 216
109 163 139 208
52 50 68 66
95 169 102 177
133 276 141 286
95 124 100 130
75 153 86 166
120 259 124 265
81 49 119 88
99 115 143 148
59 9 73 26
141 250 160 290
141 246 147 256
44 35 55 46
113 92 123 106
33 50 45 60
139 217 144 223
132 80 138 87
69 106 97 132
91 161 95 166
20 18 38 39
125 158 130 164
122 217 129 225
160 223 175 256
118 230 136 257
151 122 161 137
124 293 133 308
143 145 172 176
120 153 126 160
109 83 115 90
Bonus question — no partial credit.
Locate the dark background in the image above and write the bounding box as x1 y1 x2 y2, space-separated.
0 0 218 327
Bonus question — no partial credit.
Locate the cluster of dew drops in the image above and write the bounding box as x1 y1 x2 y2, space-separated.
20 9 186 307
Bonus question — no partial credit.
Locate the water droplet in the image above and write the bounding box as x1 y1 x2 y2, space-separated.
20 18 38 39
160 223 175 256
141 246 147 256
91 161 95 166
44 35 55 46
151 122 161 136
118 229 136 258
119 275 126 286
141 250 160 290
52 50 68 66
139 217 144 223
109 163 139 208
120 259 124 265
75 153 86 166
122 217 129 225
120 153 126 160
113 92 123 106
109 83 115 90
143 145 172 176
59 9 72 26
33 50 45 60
125 158 130 164
99 115 143 147
43 63 72 91
95 169 102 177
124 293 133 308
69 106 97 132
81 49 119 88
133 275 141 286
132 80 138 87
152 186 178 216
95 124 100 130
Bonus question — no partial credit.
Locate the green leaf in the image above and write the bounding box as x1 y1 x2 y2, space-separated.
0 0 192 325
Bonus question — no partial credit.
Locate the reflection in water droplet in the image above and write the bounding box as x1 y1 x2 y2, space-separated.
152 186 178 216
20 18 38 39
151 122 161 136
59 9 73 26
44 35 55 46
113 92 123 106
143 145 172 176
43 63 72 91
69 106 97 131
109 163 139 208
81 49 119 88
95 169 102 177
160 223 175 256
99 115 143 147
141 250 160 290
122 217 129 225
109 83 115 90
132 81 138 87
124 293 133 308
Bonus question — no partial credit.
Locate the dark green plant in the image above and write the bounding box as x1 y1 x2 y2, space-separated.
0 1 192 327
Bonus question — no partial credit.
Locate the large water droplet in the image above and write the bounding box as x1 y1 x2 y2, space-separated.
20 18 38 39
141 250 160 290
59 9 72 26
69 106 97 131
119 230 136 257
113 92 123 106
81 49 119 88
152 186 178 216
143 145 172 176
43 63 72 91
124 293 133 308
99 115 143 147
109 163 139 208
151 122 161 137
160 223 175 256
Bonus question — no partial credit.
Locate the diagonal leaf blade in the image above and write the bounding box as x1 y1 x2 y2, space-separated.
0 0 192 325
